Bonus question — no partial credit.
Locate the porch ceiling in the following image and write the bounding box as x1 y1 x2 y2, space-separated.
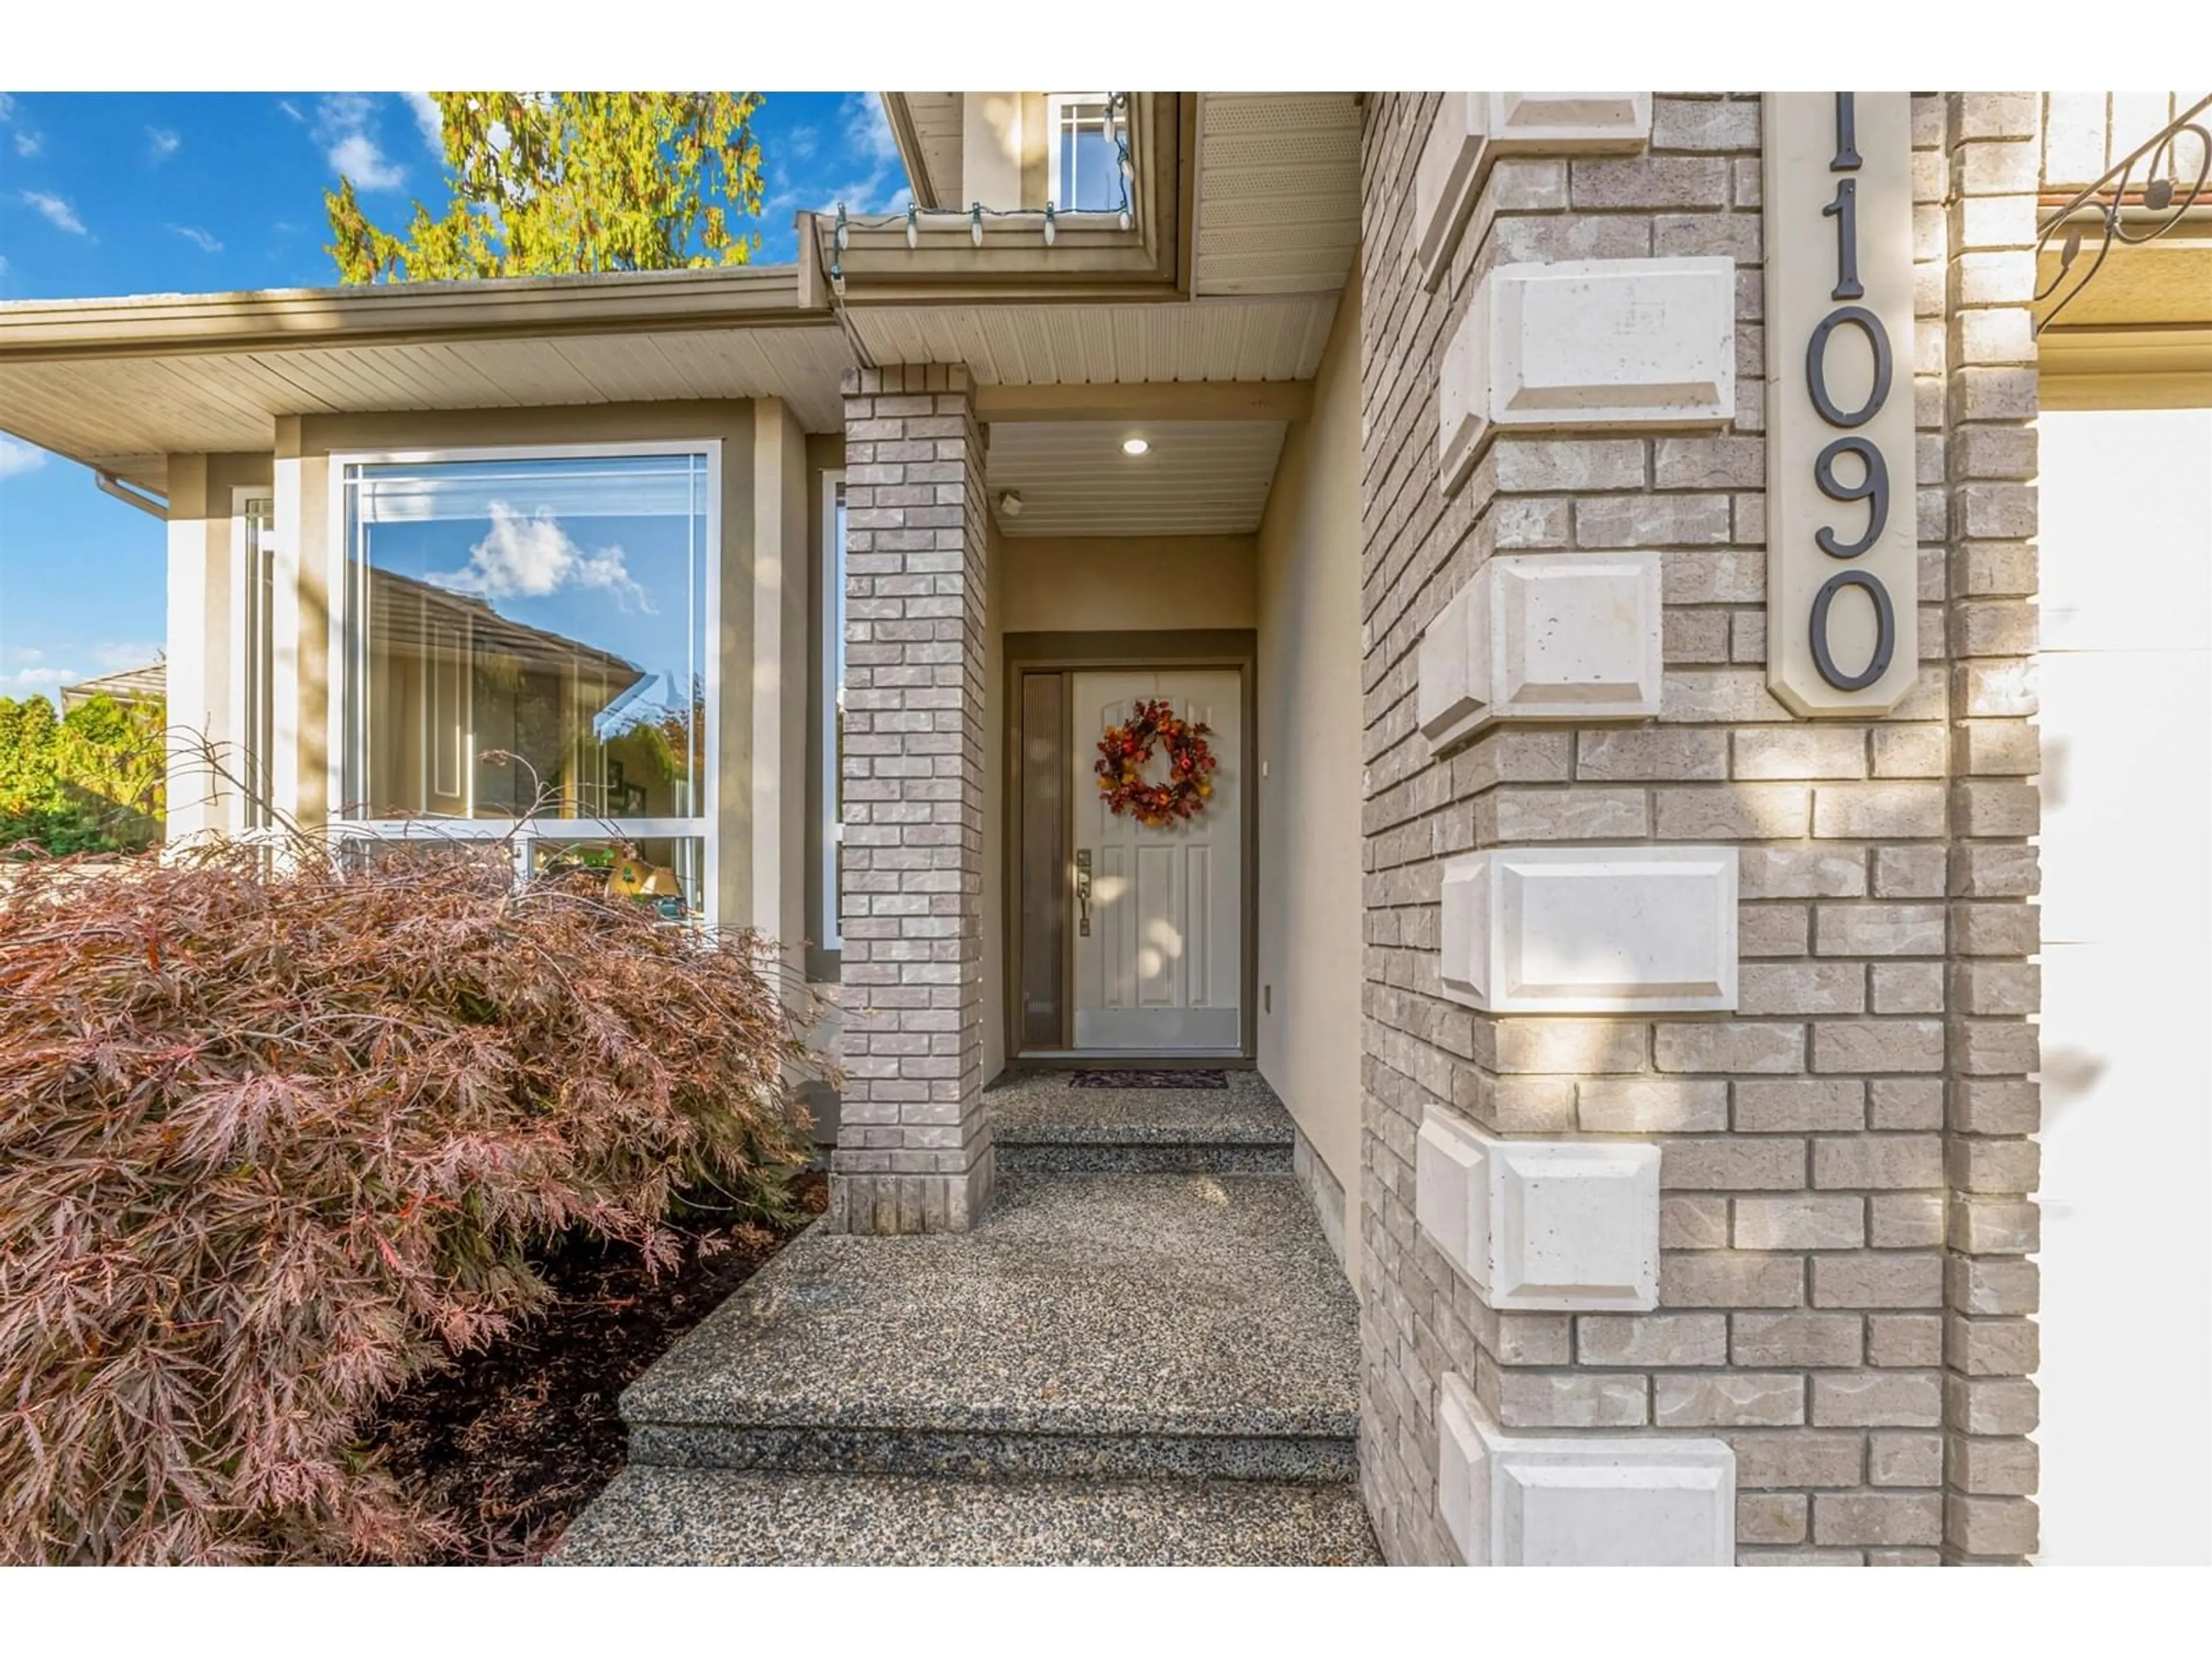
984 419 1288 539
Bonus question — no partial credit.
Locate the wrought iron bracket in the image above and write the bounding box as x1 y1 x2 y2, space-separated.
2035 94 2212 334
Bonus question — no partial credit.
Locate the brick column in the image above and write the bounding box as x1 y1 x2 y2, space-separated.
829 365 995 1234
1939 92 2043 1565
1353 92 2014 1566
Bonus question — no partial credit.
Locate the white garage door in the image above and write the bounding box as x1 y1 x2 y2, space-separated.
2034 406 2212 1563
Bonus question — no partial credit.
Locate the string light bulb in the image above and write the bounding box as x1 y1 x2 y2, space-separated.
1043 203 1056 247
834 203 849 253
905 203 918 249
1119 206 1133 232
971 204 984 247
829 260 846 298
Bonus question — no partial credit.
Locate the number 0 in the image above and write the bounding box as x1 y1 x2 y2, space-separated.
1805 305 1892 429
1808 569 1897 692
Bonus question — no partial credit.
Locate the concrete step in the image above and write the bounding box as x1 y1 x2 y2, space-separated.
987 1070 1297 1175
550 1466 1381 1566
616 1171 1359 1485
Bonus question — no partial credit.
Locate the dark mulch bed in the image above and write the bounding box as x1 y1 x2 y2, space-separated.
368 1169 829 1565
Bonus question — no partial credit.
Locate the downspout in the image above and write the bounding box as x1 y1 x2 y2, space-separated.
94 470 168 520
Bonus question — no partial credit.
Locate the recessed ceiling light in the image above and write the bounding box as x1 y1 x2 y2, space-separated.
1122 437 1150 456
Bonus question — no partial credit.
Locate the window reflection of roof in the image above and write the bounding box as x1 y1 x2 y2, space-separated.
370 563 646 690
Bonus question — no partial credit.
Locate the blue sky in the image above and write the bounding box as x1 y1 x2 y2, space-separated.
0 90 908 703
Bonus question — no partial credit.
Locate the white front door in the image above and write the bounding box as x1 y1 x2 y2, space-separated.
1071 669 1243 1052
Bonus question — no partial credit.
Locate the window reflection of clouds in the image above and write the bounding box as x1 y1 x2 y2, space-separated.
427 502 653 613
344 453 707 826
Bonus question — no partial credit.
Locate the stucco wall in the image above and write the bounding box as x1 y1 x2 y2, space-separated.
162 452 274 844
982 523 1009 1086
998 535 1256 634
1255 270 1365 1286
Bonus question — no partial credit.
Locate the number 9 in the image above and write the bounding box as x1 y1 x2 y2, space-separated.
1813 435 1889 559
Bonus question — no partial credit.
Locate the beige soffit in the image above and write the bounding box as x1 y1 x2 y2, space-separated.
1192 94 1362 298
884 93 964 211
2036 203 2212 408
850 296 1341 385
0 264 851 491
984 418 1288 538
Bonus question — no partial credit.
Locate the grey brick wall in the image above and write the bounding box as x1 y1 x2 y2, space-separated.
1354 92 2041 1565
829 365 995 1234
1938 93 2043 1565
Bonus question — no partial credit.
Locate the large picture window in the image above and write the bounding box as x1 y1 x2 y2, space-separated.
337 446 715 919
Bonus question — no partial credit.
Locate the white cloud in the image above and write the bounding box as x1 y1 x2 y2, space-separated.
843 93 900 168
20 191 86 236
14 131 41 157
0 253 10 276
819 93 910 215
315 94 404 192
147 127 180 161
0 435 48 479
430 504 652 612
1 664 77 692
0 94 13 120
91 641 164 671
278 99 305 123
169 225 222 253
400 92 444 154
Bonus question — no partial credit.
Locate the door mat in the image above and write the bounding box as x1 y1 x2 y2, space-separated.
1069 1069 1229 1090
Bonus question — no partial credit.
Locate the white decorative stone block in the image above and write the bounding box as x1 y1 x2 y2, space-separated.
1414 93 1652 291
1414 93 1488 293
1415 1103 1489 1291
1487 92 1652 154
1417 553 1664 751
1439 256 1736 491
1439 1374 1736 1567
1489 1137 1659 1308
1415 1105 1661 1311
1438 845 1739 1014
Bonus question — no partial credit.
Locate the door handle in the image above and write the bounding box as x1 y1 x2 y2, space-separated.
1075 847 1092 937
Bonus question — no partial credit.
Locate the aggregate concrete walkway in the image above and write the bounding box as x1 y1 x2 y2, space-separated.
553 1071 1377 1566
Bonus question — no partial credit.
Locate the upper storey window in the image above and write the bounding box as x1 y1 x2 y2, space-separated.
1048 94 1120 212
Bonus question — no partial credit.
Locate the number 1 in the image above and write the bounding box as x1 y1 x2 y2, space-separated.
1823 178 1863 301
1832 92 1861 171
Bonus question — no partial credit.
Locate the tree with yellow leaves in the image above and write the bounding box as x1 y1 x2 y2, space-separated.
327 92 766 283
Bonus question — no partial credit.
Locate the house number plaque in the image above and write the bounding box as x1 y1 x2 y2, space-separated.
1763 92 1918 715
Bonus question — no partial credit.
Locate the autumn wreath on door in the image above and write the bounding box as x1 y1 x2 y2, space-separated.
1096 698 1218 827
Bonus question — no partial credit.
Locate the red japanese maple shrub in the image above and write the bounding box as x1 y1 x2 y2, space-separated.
0 832 822 1563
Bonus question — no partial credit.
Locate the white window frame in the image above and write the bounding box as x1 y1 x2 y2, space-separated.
227 486 277 834
1045 92 1118 214
821 468 845 950
324 439 724 922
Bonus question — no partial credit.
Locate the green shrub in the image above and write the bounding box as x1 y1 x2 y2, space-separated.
0 692 165 856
